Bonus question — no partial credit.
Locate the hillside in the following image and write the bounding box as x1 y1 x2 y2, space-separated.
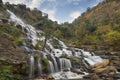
60 0 120 52
6 0 120 52
3 0 120 52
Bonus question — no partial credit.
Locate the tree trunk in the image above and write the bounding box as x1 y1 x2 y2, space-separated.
42 37 47 51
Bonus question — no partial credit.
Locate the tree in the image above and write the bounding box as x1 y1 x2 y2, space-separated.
42 28 52 51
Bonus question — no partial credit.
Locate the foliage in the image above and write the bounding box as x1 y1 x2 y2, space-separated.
42 58 49 67
0 24 21 37
42 58 49 73
14 38 24 46
104 30 120 50
0 65 14 80
81 35 99 45
33 40 43 50
0 23 24 48
0 2 8 19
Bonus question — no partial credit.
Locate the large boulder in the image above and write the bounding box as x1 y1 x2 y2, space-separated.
91 59 117 73
92 59 109 70
93 66 116 73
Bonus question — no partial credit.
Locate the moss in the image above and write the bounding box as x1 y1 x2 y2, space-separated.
0 24 21 37
14 38 24 46
69 57 80 63
20 62 29 75
42 58 49 73
42 58 49 67
0 65 14 80
0 59 28 80
33 41 43 50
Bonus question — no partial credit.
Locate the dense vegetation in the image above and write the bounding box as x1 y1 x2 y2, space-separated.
49 0 120 52
70 0 120 51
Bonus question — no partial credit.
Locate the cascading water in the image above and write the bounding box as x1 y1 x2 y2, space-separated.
60 58 72 71
53 37 68 48
28 53 34 80
51 55 59 72
7 10 40 80
48 60 55 73
38 58 42 76
81 51 103 66
7 9 105 80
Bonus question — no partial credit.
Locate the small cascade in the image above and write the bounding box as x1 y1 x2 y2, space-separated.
51 55 59 72
55 38 68 48
51 37 67 49
60 58 72 71
48 60 55 73
81 50 103 66
38 58 42 76
28 53 34 80
47 41 54 50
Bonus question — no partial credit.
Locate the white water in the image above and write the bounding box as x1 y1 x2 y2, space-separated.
38 58 42 75
52 71 86 80
48 60 55 73
28 53 34 80
7 10 41 46
54 37 68 48
82 51 103 66
60 58 72 71
51 55 59 72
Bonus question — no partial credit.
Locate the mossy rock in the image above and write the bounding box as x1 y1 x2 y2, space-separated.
0 59 29 80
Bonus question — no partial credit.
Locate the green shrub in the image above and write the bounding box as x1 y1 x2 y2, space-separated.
0 65 14 80
14 38 24 46
0 24 21 37
104 30 120 50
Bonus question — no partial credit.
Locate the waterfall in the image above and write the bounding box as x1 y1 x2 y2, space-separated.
28 53 34 80
7 9 105 80
60 58 72 71
7 10 41 80
48 60 55 73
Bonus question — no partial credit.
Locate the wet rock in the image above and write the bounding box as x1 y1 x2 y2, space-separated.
83 73 94 79
1 18 8 23
92 59 109 71
71 68 84 74
113 74 120 79
47 75 54 80
91 73 100 80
